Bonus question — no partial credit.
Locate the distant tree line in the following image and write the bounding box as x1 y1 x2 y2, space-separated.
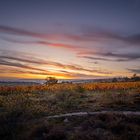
112 74 140 82
44 74 140 85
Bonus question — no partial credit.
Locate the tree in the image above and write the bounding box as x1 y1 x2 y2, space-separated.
133 74 137 78
45 77 58 85
112 78 117 82
131 74 140 81
124 76 129 82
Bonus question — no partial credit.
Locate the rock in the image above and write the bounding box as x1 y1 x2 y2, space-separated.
64 118 69 123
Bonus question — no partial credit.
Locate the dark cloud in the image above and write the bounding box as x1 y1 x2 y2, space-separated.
1 25 140 47
0 59 47 72
127 68 140 74
0 25 81 51
78 51 140 62
80 56 126 62
0 36 78 50
0 55 44 64
0 25 84 42
100 52 140 60
126 34 140 45
0 25 47 38
80 26 140 45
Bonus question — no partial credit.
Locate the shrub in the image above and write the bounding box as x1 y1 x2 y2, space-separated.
44 77 58 85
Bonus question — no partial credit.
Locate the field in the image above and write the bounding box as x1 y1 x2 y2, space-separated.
0 81 140 140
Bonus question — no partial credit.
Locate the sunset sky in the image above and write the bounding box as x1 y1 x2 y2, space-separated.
0 0 140 79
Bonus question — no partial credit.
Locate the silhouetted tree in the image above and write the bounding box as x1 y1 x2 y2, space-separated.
131 74 140 81
133 74 137 78
124 76 130 82
112 78 118 82
45 77 58 85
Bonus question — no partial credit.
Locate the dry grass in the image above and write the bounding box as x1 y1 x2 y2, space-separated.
0 81 140 95
0 81 140 140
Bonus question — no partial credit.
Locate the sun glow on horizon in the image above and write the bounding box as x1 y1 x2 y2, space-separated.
0 0 140 79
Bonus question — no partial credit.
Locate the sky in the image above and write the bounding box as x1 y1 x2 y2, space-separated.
0 0 140 79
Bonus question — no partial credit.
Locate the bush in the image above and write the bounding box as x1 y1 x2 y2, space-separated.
45 77 58 85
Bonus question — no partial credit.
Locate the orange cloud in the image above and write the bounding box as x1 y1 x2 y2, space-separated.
0 51 113 79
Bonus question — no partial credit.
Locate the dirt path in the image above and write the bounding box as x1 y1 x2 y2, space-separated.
46 111 140 119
